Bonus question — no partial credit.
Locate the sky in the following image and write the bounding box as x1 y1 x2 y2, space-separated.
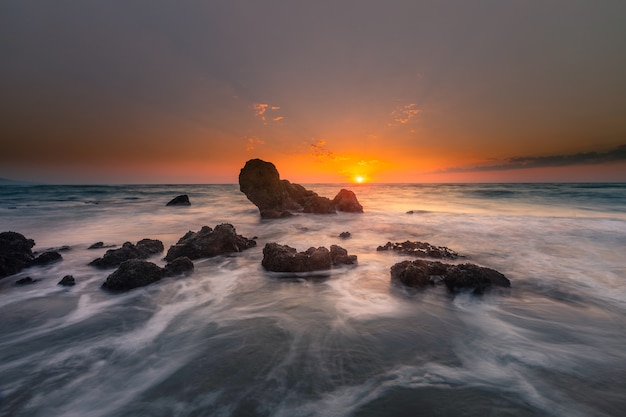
1 0 626 184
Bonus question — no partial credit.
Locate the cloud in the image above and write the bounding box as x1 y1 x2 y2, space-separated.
358 159 380 166
310 139 334 158
441 144 626 173
245 137 265 151
253 103 284 124
390 103 420 125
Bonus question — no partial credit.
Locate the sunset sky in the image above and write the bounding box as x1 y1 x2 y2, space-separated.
1 1 626 184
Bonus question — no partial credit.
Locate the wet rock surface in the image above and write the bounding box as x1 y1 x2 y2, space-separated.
163 256 194 277
89 239 164 268
239 159 363 218
0 231 35 278
88 242 116 250
166 194 191 206
58 275 76 286
391 259 510 294
32 251 63 265
15 276 38 285
101 259 164 291
262 243 357 273
377 240 459 259
165 224 256 261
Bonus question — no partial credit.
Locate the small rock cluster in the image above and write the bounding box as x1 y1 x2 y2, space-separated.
261 243 356 273
377 240 459 259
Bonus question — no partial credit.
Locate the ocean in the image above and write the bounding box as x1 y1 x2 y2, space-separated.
0 183 625 417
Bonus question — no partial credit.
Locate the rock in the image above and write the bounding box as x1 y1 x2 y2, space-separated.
15 276 38 285
330 245 357 265
32 251 63 265
166 194 191 206
165 224 256 261
445 263 511 294
164 256 194 277
58 275 76 286
262 243 331 272
390 259 510 293
332 189 363 213
377 241 459 259
0 231 35 278
406 210 414 214
262 243 357 273
89 238 164 268
87 242 116 249
339 231 351 239
239 159 363 218
101 259 164 291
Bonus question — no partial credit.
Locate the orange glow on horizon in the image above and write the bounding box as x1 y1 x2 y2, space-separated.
355 175 365 183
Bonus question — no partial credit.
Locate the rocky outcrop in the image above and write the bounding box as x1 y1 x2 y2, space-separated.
58 275 76 286
102 256 195 291
163 256 194 276
165 224 256 261
32 251 63 265
391 259 510 294
166 194 191 206
262 243 357 273
238 159 363 218
332 189 363 213
0 231 35 278
89 238 164 268
102 259 164 291
377 241 459 259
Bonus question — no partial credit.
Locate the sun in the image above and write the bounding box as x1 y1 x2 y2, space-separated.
354 175 365 184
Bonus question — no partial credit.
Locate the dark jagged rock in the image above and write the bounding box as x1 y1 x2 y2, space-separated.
332 189 363 213
89 239 164 268
262 243 357 273
377 241 459 259
58 275 76 286
390 259 510 294
88 242 116 250
339 231 351 239
165 224 256 261
32 251 63 265
164 256 194 277
101 259 164 291
0 231 35 278
330 245 357 265
166 194 191 206
238 159 363 218
15 276 38 285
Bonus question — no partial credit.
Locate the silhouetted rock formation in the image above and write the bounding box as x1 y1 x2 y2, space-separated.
238 159 363 218
58 275 76 286
165 224 256 261
89 238 164 268
262 243 357 273
32 251 63 265
377 241 459 259
0 231 35 278
391 259 510 294
101 257 195 291
166 194 191 206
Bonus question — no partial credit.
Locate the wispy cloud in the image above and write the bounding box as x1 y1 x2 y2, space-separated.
390 103 420 125
441 144 626 173
245 136 265 151
253 103 284 124
310 139 334 158
358 159 380 166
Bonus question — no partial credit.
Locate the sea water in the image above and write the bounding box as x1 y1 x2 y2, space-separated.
0 183 625 417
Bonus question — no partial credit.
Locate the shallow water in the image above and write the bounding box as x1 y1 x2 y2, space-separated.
0 183 625 417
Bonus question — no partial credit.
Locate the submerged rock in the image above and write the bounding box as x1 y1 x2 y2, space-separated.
58 275 76 286
262 242 357 273
102 259 164 291
165 224 256 261
390 259 510 294
338 231 351 239
88 242 116 250
89 238 164 268
0 231 35 278
238 159 363 218
15 276 38 285
377 241 459 259
166 194 191 206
